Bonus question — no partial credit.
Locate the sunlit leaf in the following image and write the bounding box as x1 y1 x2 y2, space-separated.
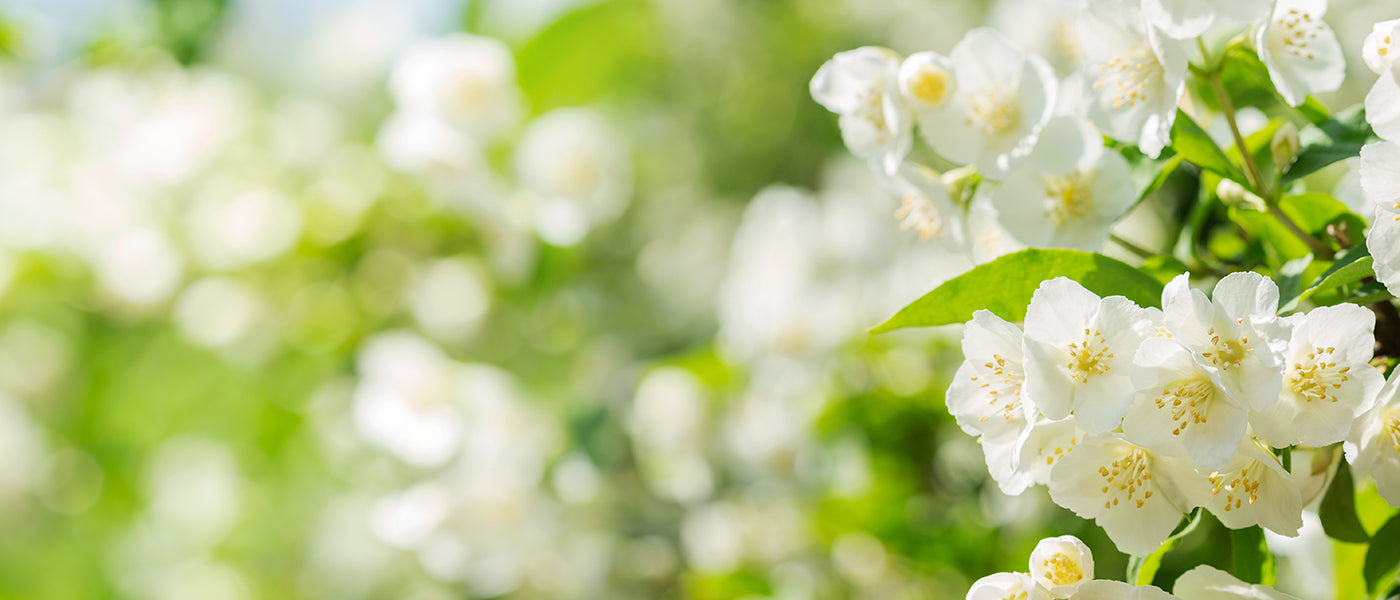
1320 460 1372 544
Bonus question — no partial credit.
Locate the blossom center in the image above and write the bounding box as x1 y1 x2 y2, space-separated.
895 194 946 240
1091 48 1162 110
908 66 952 107
1043 172 1094 225
1385 414 1400 453
1271 8 1326 60
1066 328 1113 383
969 353 1025 423
1041 552 1085 586
854 88 890 134
1154 378 1215 436
1208 460 1262 512
1202 327 1250 369
1095 447 1154 509
963 84 1020 135
1288 346 1351 403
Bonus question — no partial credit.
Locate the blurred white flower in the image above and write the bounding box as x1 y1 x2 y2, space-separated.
377 110 490 182
1365 65 1400 142
1173 565 1300 599
1078 1 1188 158
96 227 184 306
409 257 491 342
174 277 266 350
389 34 524 142
1363 18 1400 75
882 162 966 249
369 483 452 549
144 437 244 547
515 108 633 241
1140 0 1271 39
811 47 912 174
1070 580 1177 599
351 331 463 468
0 394 46 500
185 181 303 271
1255 0 1345 106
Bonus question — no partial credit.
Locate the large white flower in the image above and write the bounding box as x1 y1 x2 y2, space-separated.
1362 18 1400 75
1254 0 1345 106
992 116 1137 251
914 28 1057 177
1022 277 1153 434
811 47 912 174
1158 273 1292 414
1191 439 1304 536
1173 565 1301 599
947 310 1038 494
967 572 1050 600
1140 0 1272 40
1029 535 1094 598
1122 337 1246 470
1048 434 1207 555
1069 580 1178 600
881 163 967 250
1249 303 1382 448
1366 66 1400 143
1346 368 1400 506
1077 1 1188 158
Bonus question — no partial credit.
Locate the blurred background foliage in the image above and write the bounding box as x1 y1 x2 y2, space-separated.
0 0 1391 599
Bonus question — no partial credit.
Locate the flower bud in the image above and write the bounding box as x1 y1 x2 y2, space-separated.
1271 122 1300 172
1362 18 1400 75
941 164 980 202
1216 179 1265 210
1028 535 1093 599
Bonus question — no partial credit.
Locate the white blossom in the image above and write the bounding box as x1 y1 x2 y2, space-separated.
914 28 1057 177
1254 0 1345 106
1077 1 1188 158
1347 368 1400 506
1022 277 1153 434
1192 439 1304 536
811 47 912 174
1362 18 1400 75
1029 535 1093 598
881 163 966 249
1069 580 1177 600
1140 0 1272 40
992 116 1137 250
1173 564 1301 599
947 310 1038 494
1365 66 1400 143
967 572 1050 600
388 34 523 142
1122 336 1246 470
1249 303 1382 448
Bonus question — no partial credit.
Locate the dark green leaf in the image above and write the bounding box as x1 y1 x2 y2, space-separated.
1365 511 1400 595
870 249 1165 332
1274 255 1314 312
1320 460 1372 544
1279 245 1373 312
1172 110 1250 187
1284 105 1372 184
1230 526 1277 586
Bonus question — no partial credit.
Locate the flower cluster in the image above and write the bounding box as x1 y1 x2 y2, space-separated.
968 534 1299 599
810 0 1348 260
949 273 1387 555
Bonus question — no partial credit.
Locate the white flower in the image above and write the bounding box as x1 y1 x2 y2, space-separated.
1022 277 1153 434
1140 0 1272 40
992 116 1137 250
1362 18 1400 75
899 51 957 111
388 34 523 142
1365 66 1400 143
351 331 463 468
966 192 1028 264
1029 535 1094 598
1122 337 1246 470
1192 439 1304 536
1017 416 1083 488
1048 434 1207 556
1173 564 1301 599
1077 1 1188 158
515 108 634 235
1069 580 1178 600
967 572 1050 600
914 28 1057 177
1361 141 1400 214
881 163 967 249
1249 303 1382 448
1158 273 1292 414
1254 0 1345 106
811 47 912 174
947 310 1038 494
1346 368 1400 506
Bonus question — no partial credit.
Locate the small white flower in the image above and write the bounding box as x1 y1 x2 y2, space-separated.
947 310 1038 494
992 116 1138 250
1173 564 1302 599
914 28 1057 177
1362 18 1400 75
515 108 634 233
1370 204 1400 296
1122 337 1246 470
1029 535 1094 598
1346 368 1400 506
811 47 912 174
1249 303 1382 448
1022 277 1153 434
1158 273 1292 414
1077 2 1189 158
899 51 957 111
1254 0 1345 106
1069 580 1178 600
389 34 523 142
881 163 967 249
1048 434 1207 556
1365 66 1400 143
1140 0 1272 40
351 331 464 468
1017 416 1083 488
1192 439 1304 536
967 572 1050 600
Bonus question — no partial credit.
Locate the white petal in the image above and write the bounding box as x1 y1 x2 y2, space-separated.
1361 142 1400 214
1071 580 1178 600
1368 207 1400 296
1174 565 1300 599
1366 68 1400 143
1141 0 1216 39
1211 272 1279 320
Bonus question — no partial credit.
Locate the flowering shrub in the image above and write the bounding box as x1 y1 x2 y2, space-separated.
817 0 1400 597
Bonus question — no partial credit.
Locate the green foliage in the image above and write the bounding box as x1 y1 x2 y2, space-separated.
870 249 1165 332
1229 526 1276 586
1171 110 1249 187
1365 512 1400 596
1320 460 1372 544
1284 105 1373 184
515 0 667 112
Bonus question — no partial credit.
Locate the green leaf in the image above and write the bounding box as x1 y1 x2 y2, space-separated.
515 0 665 111
1172 110 1250 187
870 249 1165 332
1284 105 1372 184
1230 526 1277 586
1274 255 1314 312
1279 245 1373 312
1365 512 1400 595
1320 459 1372 544
1127 509 1203 586
1297 96 1331 125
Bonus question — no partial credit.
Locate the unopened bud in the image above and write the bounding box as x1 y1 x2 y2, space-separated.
1271 122 1300 172
940 164 980 202
1217 179 1265 210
